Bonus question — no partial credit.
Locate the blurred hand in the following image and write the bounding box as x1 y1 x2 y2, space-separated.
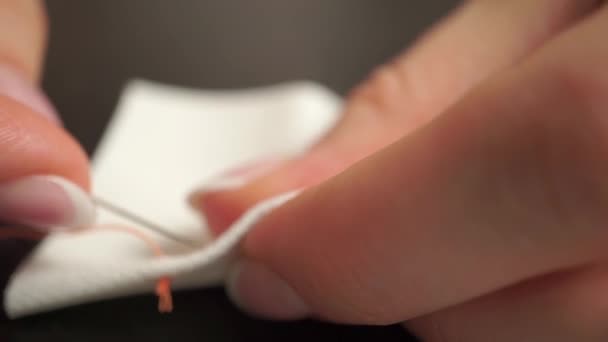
190 0 608 340
0 0 93 230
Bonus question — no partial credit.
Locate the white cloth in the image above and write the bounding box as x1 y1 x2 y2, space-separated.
3 79 342 319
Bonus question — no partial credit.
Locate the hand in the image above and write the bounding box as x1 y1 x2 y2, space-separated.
190 0 608 340
0 1 93 230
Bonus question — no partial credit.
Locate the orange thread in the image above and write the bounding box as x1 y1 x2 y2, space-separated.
155 277 173 312
87 224 165 257
0 224 174 313
87 224 173 313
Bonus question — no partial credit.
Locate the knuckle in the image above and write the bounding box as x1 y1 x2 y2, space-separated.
346 57 428 126
354 64 400 112
345 65 404 129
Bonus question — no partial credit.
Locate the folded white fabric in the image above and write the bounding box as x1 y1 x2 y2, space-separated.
3 79 342 319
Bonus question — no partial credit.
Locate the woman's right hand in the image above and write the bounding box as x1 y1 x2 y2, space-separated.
191 0 608 340
0 0 94 230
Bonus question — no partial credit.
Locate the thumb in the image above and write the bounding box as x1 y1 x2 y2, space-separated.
189 0 597 234
0 0 94 230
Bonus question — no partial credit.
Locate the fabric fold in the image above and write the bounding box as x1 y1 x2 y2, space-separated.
2 79 342 319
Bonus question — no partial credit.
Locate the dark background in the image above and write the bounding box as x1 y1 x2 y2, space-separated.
4 0 458 340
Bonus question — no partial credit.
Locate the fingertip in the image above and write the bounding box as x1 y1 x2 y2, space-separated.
0 175 95 231
191 150 352 237
226 259 311 321
188 158 309 235
196 191 245 235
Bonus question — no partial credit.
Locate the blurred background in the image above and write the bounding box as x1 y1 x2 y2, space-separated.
42 0 458 156
21 1 459 341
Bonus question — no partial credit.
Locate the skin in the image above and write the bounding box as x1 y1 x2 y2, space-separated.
196 0 608 340
0 0 89 187
3 0 608 340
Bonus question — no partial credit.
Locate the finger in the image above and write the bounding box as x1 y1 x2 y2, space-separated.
0 1 92 229
0 96 94 229
228 4 608 324
0 0 58 124
0 0 47 80
191 0 600 233
407 265 608 341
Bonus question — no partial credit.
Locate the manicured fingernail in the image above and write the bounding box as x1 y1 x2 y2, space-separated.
0 175 96 230
0 64 61 125
227 260 310 320
187 159 283 234
189 158 283 200
187 158 283 208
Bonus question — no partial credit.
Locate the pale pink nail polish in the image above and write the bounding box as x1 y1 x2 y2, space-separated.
0 175 96 230
0 64 61 125
187 158 283 207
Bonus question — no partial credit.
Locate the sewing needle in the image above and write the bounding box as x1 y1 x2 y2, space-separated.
92 196 198 248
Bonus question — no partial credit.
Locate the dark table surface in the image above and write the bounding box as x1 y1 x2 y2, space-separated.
1 1 458 340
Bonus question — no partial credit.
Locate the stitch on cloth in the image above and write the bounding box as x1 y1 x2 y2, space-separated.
1 190 300 316
2 79 341 319
0 224 173 313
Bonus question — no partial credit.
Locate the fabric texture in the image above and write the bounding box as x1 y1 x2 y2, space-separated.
3 79 342 319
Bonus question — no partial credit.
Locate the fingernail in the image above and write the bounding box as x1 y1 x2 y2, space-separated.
0 175 96 230
0 64 61 125
227 260 310 320
187 159 284 234
188 158 283 208
188 159 281 207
